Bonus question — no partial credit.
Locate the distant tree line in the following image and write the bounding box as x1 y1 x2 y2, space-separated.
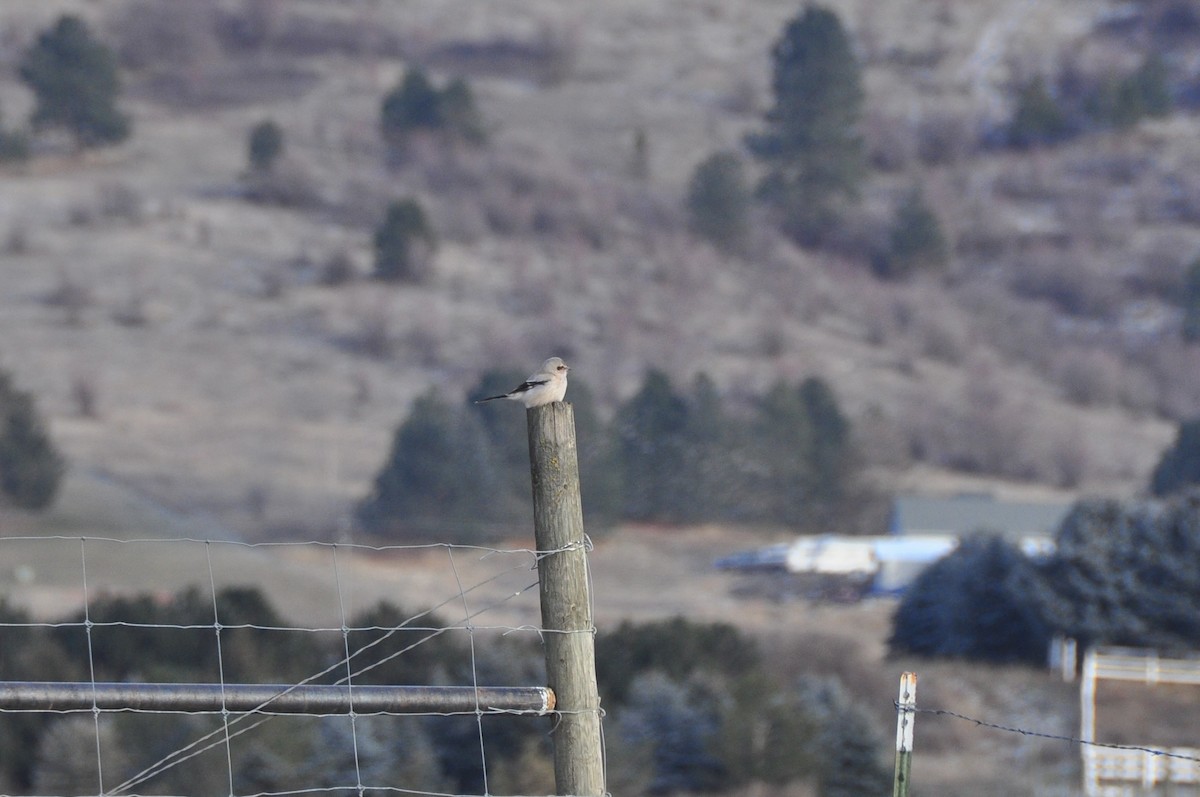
357 369 869 540
890 488 1200 663
1006 54 1171 149
0 589 887 796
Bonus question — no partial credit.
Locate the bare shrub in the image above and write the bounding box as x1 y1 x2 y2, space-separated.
345 300 394 359
402 325 444 367
906 357 1037 479
242 158 323 208
1054 347 1121 406
252 8 404 58
422 22 580 87
991 154 1059 201
45 270 93 326
109 0 222 71
956 281 1060 372
67 204 94 227
96 181 145 223
148 62 321 108
245 483 269 521
4 224 31 255
214 0 284 52
1007 246 1123 319
349 372 372 417
718 73 763 116
917 111 978 165
111 291 149 327
70 374 99 419
954 196 1010 260
1116 360 1160 414
1126 234 1193 300
260 266 287 300
864 110 916 172
918 314 970 364
1050 423 1090 488
1143 344 1200 420
319 250 358 287
856 404 913 468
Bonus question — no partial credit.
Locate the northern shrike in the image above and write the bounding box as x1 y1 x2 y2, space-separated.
475 357 570 408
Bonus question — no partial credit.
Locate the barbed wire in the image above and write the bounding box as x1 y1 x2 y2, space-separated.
901 702 1200 764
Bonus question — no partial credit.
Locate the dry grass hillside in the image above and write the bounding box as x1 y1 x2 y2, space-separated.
0 0 1193 542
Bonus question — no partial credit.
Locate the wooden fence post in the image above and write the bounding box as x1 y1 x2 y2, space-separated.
893 671 917 797
527 402 605 796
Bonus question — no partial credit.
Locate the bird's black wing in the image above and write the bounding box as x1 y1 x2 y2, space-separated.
474 377 549 403
508 377 549 395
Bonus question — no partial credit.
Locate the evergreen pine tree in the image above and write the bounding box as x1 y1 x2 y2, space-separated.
356 389 506 540
1150 418 1200 496
799 376 856 528
0 370 65 511
1182 257 1200 343
747 381 816 526
678 374 741 522
469 367 535 519
746 6 865 246
247 119 284 173
1007 76 1071 149
1032 494 1200 650
613 370 690 521
380 70 488 154
0 105 30 163
795 678 891 797
686 151 751 254
19 15 130 148
1087 56 1170 132
1131 53 1172 120
373 198 437 283
380 68 442 149
889 535 1051 662
439 78 487 145
567 379 624 529
878 185 949 279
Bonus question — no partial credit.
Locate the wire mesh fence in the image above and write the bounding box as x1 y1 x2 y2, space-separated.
0 533 590 797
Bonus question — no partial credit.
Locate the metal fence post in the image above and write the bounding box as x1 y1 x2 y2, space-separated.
893 671 917 797
527 402 605 796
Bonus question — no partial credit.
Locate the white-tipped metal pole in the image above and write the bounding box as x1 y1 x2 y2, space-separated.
893 671 917 797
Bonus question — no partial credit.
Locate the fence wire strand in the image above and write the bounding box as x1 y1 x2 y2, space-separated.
902 702 1200 764
0 534 586 797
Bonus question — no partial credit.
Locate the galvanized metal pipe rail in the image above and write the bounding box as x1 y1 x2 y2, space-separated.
0 681 554 715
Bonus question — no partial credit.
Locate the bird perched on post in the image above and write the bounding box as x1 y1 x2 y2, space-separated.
475 357 570 408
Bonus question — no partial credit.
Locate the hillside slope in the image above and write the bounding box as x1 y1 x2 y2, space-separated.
0 0 1191 539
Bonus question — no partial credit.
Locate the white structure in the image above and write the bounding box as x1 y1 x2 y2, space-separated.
715 493 1067 594
1081 647 1200 796
716 535 958 595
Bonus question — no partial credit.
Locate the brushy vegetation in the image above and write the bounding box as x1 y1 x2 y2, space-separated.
0 591 888 797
